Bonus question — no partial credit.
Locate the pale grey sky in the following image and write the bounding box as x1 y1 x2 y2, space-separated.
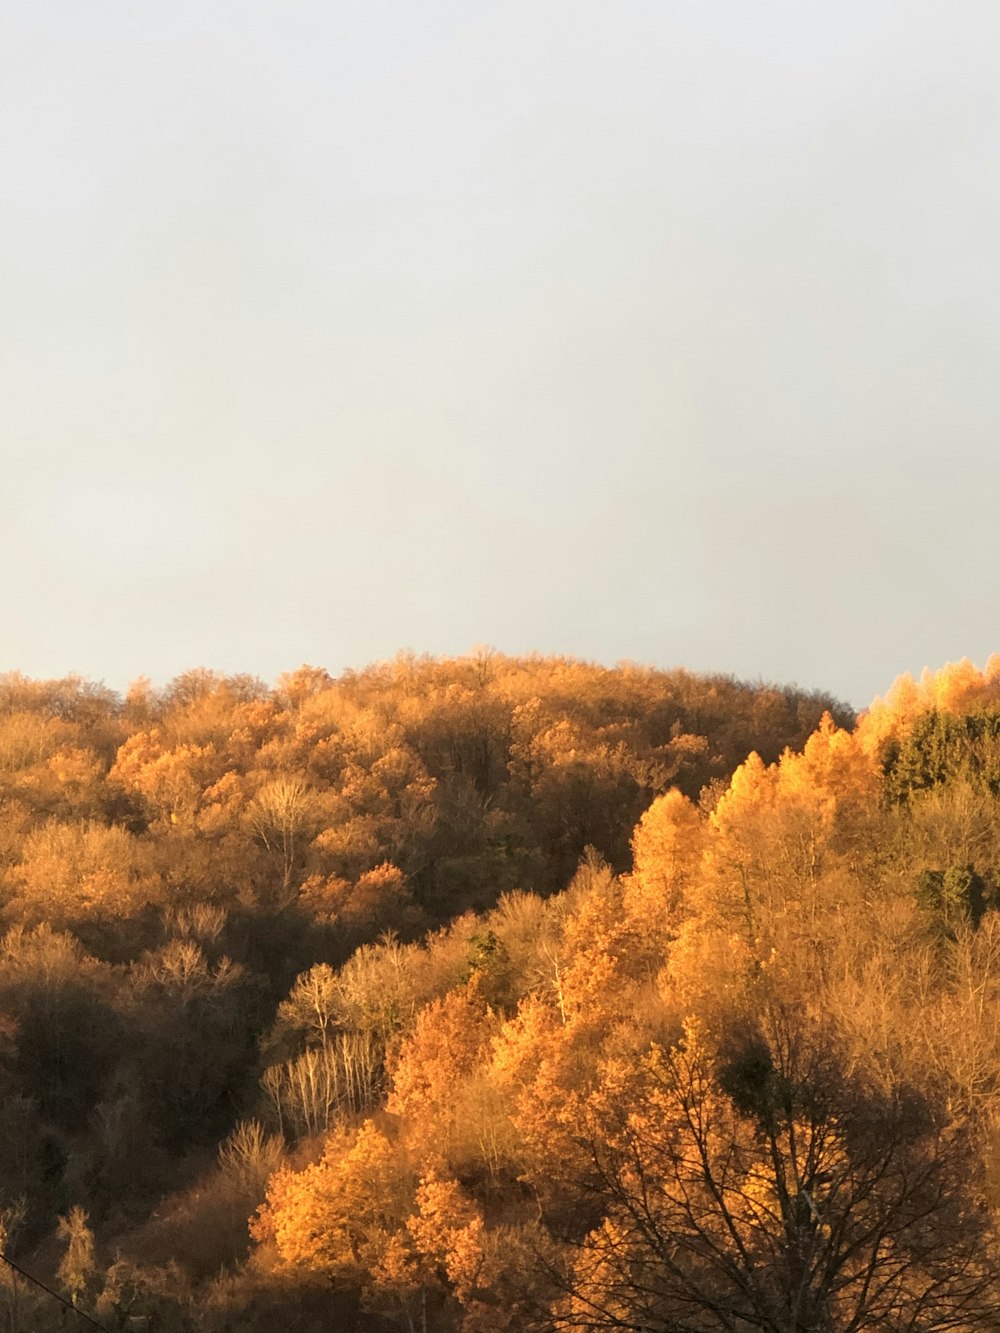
3 2 999 708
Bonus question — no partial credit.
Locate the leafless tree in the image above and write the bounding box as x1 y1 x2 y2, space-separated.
548 1012 1000 1332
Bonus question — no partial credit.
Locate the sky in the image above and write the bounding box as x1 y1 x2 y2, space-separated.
3 2 999 710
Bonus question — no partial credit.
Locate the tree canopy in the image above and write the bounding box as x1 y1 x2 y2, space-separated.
6 654 1000 1331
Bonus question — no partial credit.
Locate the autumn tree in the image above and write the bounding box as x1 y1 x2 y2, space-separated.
623 788 705 945
7 818 163 954
298 862 425 943
256 1119 411 1284
387 986 496 1169
57 1205 95 1307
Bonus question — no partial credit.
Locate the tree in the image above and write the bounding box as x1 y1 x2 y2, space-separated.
624 789 704 943
387 987 495 1166
550 1014 1000 1332
262 1031 384 1138
7 818 162 943
255 1120 410 1282
127 940 260 1148
0 925 119 1131
246 775 320 900
57 1205 95 1306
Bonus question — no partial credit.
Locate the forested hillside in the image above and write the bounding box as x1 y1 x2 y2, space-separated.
9 655 1000 1330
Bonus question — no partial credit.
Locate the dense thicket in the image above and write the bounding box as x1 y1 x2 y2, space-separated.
8 655 1000 1330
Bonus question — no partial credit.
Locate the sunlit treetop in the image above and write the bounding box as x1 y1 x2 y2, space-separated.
859 656 1000 752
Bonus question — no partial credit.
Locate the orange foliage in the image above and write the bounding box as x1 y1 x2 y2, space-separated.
622 788 704 936
406 1174 486 1304
299 862 422 935
488 996 590 1185
860 656 1000 753
386 988 495 1162
256 1120 408 1279
110 732 224 828
8 820 162 926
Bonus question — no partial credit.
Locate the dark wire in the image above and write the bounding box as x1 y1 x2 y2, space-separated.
0 1250 112 1332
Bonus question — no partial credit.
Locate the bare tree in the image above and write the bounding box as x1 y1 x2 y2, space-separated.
262 1031 385 1139
247 776 318 899
548 1012 1000 1332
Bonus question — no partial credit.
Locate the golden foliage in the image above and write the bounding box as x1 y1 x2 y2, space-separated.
860 655 1000 752
7 819 162 925
622 788 704 941
257 1121 408 1279
387 988 496 1164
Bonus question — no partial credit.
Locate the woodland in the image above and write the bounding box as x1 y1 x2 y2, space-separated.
2 651 1000 1330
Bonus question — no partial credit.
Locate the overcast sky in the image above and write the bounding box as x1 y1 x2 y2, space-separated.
3 2 999 709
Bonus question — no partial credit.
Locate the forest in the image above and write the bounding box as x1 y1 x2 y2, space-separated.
2 651 1000 1330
